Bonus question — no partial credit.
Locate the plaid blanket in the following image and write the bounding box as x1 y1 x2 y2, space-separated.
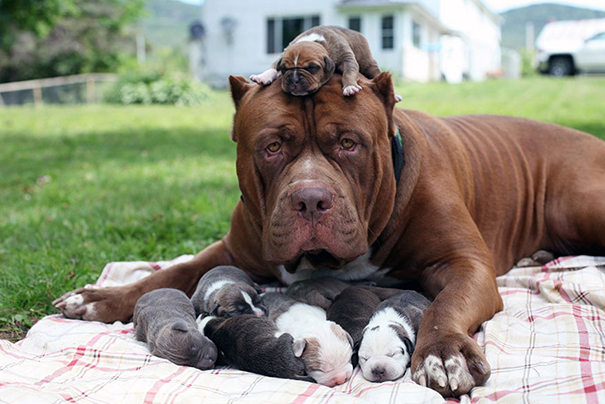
2 255 605 403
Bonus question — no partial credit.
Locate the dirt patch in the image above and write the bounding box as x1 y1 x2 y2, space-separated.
0 328 27 343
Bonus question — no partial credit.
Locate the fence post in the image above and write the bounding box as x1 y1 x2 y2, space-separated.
33 86 43 107
86 75 96 104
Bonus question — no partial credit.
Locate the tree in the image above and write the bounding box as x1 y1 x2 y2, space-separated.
0 0 145 83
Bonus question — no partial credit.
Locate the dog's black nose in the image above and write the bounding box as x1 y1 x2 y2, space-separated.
372 367 386 378
290 75 300 85
291 187 333 222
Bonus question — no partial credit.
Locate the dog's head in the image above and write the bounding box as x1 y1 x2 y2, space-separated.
357 307 415 382
228 73 397 276
211 283 267 317
276 41 335 96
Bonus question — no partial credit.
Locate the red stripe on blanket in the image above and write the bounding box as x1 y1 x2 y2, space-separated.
144 366 188 402
291 383 321 403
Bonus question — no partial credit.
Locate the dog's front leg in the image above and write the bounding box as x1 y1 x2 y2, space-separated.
411 260 503 397
53 240 234 323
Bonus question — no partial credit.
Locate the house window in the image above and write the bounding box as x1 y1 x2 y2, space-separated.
412 21 421 48
381 15 394 50
349 17 361 32
266 15 321 54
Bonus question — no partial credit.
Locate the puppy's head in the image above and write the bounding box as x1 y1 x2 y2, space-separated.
276 41 335 96
211 283 267 317
154 320 218 370
357 308 415 382
293 321 354 387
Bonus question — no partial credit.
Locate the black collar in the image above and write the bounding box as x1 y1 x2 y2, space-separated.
391 129 404 184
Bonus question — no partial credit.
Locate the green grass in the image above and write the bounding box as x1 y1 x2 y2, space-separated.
1 76 604 340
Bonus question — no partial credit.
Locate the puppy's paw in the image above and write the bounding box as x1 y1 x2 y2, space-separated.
395 93 403 102
249 69 279 86
343 85 362 96
411 332 490 397
53 286 136 323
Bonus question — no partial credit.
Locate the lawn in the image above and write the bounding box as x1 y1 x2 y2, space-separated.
1 76 604 341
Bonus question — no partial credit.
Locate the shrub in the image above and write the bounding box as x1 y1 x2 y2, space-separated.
105 72 211 105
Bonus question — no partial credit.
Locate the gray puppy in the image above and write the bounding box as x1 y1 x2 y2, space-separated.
133 288 217 370
285 277 351 310
198 314 312 382
191 265 267 318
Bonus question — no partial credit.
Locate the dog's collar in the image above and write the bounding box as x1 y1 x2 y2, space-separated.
391 129 404 184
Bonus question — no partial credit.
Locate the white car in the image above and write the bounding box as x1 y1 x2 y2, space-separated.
536 19 605 76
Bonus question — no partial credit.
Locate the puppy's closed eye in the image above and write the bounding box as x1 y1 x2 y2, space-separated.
306 64 320 74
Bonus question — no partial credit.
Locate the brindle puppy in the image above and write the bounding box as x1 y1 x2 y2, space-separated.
191 265 267 318
133 288 217 369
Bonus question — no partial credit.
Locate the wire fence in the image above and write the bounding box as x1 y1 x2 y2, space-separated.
0 74 118 107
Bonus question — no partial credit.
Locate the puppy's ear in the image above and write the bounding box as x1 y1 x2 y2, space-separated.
275 58 283 71
171 320 189 333
324 56 335 73
229 75 254 110
345 332 354 349
402 337 415 357
293 339 307 357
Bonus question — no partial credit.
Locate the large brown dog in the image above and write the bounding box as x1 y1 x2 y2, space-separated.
54 73 605 397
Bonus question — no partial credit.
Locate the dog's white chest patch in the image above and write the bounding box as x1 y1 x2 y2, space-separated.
276 250 389 285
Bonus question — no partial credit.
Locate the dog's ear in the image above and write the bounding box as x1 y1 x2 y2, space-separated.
345 331 354 349
275 58 283 72
229 75 254 110
402 337 415 358
323 56 335 74
293 339 307 357
368 72 396 138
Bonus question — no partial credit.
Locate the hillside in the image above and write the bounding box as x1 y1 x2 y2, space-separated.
501 3 605 50
139 0 202 51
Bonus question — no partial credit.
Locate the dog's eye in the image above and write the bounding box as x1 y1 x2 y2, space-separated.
306 65 320 74
359 357 368 363
340 138 355 150
267 142 281 153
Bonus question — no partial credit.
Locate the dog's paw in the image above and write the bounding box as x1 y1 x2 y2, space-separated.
53 286 135 323
343 85 362 96
395 93 403 103
411 332 490 397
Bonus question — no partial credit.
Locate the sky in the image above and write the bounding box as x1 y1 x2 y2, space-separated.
178 0 605 13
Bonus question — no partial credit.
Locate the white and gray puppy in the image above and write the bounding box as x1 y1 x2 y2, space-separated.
262 292 354 387
357 291 431 382
133 288 217 370
191 265 267 318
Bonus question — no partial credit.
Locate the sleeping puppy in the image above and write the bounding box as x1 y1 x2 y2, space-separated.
250 25 402 100
198 314 312 382
262 292 354 387
357 291 431 382
191 265 267 318
133 288 217 370
285 277 351 310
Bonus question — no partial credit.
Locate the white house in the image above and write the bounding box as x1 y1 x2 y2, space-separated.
195 0 501 87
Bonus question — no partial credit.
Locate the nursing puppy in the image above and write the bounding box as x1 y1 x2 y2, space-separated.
285 277 350 310
262 292 354 387
250 25 401 100
191 265 267 318
133 288 217 370
199 314 312 382
358 291 431 382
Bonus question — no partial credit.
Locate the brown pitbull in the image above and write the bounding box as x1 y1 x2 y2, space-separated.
54 73 605 397
250 25 401 100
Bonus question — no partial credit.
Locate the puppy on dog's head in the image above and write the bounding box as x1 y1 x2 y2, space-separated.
275 41 335 96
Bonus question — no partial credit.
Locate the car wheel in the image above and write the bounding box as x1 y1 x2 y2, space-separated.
548 57 574 77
